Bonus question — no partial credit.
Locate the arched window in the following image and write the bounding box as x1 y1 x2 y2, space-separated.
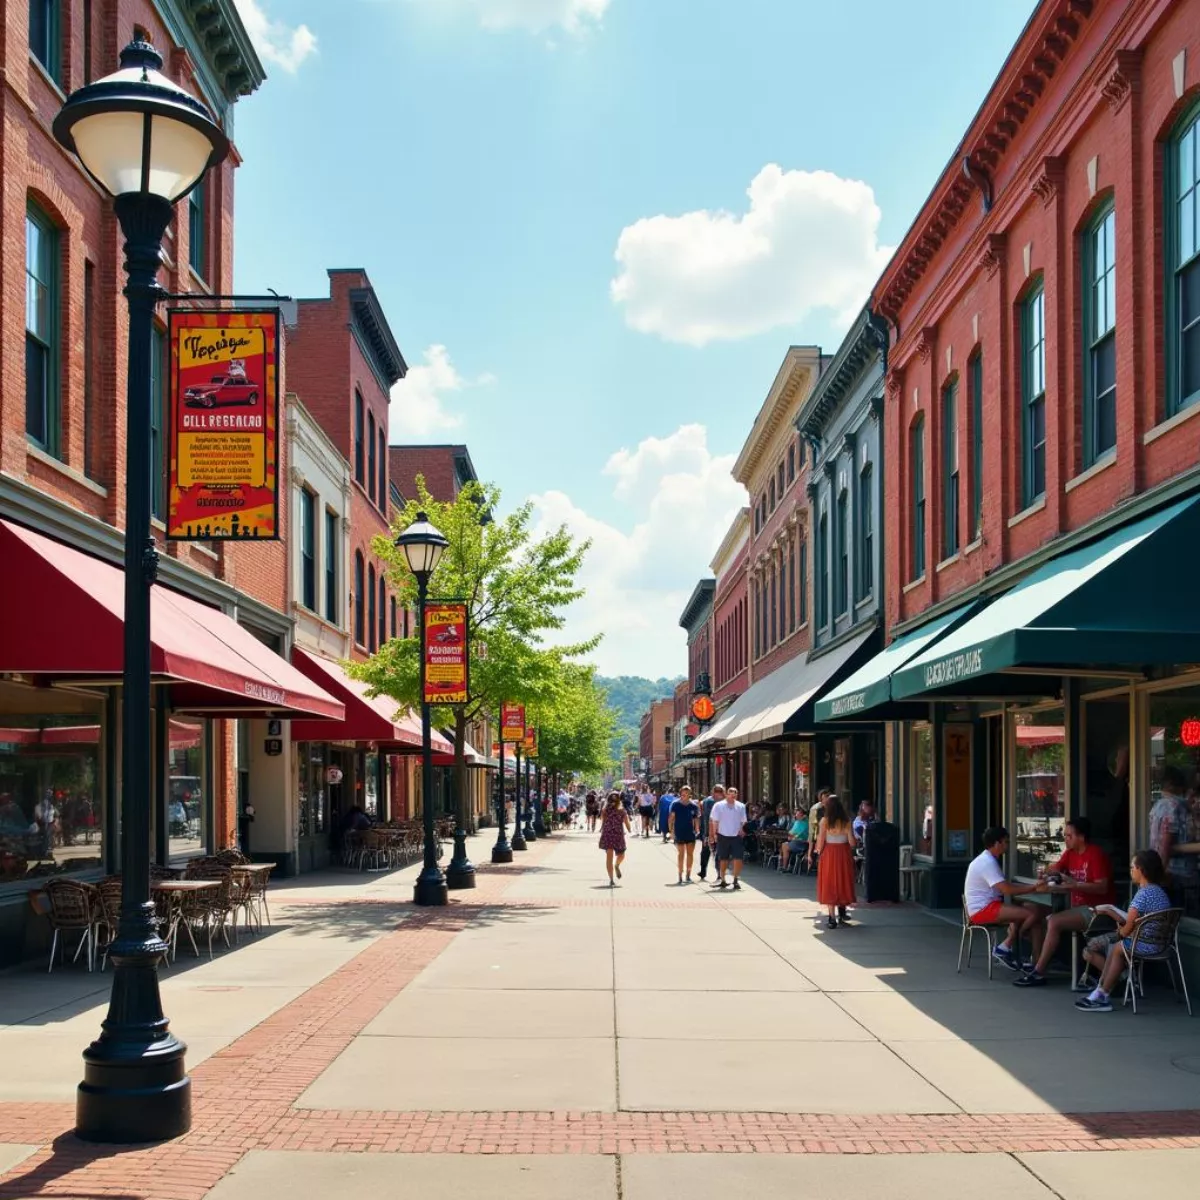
367 411 377 501
911 417 926 580
378 429 387 511
354 552 365 645
367 564 376 652
354 391 365 483
378 575 387 648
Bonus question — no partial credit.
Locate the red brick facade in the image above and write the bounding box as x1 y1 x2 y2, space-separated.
639 698 674 778
712 539 748 705
389 444 478 505
877 0 1200 634
285 271 407 661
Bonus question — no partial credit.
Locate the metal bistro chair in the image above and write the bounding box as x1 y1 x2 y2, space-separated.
43 878 97 973
1118 907 1193 1016
957 896 1012 980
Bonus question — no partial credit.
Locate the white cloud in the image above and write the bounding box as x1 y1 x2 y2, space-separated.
389 344 493 440
529 424 746 677
234 0 317 72
611 164 893 346
405 0 609 36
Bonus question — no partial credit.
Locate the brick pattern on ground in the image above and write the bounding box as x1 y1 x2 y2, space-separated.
0 836 1195 1199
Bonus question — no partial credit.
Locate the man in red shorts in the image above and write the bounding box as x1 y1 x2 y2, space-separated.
965 827 1047 971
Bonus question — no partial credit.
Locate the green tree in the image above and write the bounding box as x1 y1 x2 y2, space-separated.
347 477 596 839
531 664 618 792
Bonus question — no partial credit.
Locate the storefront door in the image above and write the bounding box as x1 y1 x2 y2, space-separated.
943 724 973 863
298 743 331 873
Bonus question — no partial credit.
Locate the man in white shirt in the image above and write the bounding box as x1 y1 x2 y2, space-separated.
965 826 1048 971
709 785 748 891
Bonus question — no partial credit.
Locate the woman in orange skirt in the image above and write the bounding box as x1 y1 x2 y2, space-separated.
815 793 857 929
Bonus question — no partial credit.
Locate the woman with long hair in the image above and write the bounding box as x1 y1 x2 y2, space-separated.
815 793 857 929
584 790 599 832
598 790 631 886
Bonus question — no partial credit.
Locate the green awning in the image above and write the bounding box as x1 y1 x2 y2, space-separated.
814 601 980 722
891 495 1200 701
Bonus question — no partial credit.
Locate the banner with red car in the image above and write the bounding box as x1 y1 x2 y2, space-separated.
167 309 280 540
424 602 469 705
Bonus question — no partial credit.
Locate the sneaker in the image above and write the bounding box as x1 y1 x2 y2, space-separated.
714 879 728 890
677 878 684 886
732 880 741 891
1013 970 1047 988
992 945 1022 972
1075 993 1113 1012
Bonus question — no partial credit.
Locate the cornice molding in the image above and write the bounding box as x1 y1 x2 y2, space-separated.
1100 46 1142 114
733 347 821 484
979 232 1007 279
1031 154 1066 207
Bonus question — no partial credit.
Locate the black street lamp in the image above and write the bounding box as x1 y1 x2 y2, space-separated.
53 38 229 1145
511 742 527 851
395 511 450 905
491 737 512 863
523 755 537 841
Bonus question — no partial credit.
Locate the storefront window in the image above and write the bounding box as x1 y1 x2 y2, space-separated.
834 737 850 801
787 743 812 813
1013 707 1065 878
911 724 934 856
0 709 103 886
759 756 771 811
1082 695 1130 878
1147 685 1200 918
299 743 327 838
168 718 208 860
364 754 379 817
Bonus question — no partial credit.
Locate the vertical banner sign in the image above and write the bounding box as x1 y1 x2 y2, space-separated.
501 702 526 743
423 602 469 705
167 309 280 540
524 728 538 758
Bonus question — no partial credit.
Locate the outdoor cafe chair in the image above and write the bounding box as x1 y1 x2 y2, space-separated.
43 878 97 973
95 876 170 970
182 862 235 957
1118 907 1193 1016
957 896 1012 980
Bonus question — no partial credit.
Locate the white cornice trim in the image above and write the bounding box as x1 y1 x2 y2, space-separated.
732 346 823 485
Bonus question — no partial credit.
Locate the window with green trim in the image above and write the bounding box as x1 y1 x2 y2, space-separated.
29 0 61 84
911 416 925 580
816 510 829 628
798 539 807 626
1170 110 1200 415
25 204 59 455
1084 205 1116 463
857 464 873 600
1021 284 1046 505
968 352 983 539
188 178 207 278
299 489 316 611
942 378 959 558
835 489 848 616
150 325 167 519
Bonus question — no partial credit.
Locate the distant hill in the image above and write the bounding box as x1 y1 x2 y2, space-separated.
596 674 683 760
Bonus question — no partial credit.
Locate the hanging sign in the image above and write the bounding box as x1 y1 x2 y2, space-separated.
423 602 469 705
524 728 538 757
691 695 715 723
501 702 526 743
166 309 280 540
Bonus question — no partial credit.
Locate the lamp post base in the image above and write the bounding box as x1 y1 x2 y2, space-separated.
413 867 449 906
523 823 538 842
445 830 476 890
491 843 513 863
511 829 527 851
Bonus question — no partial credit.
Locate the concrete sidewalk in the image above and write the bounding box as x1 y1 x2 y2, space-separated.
0 828 1197 1198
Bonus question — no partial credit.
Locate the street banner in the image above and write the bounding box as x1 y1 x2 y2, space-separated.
166 309 280 540
501 702 526 742
524 728 538 757
423 602 468 705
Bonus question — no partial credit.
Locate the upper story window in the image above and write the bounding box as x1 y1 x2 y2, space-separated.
367 411 377 501
354 552 365 645
858 464 873 601
1170 108 1200 416
787 444 795 484
299 489 317 611
30 0 61 84
815 509 829 629
1085 205 1117 464
25 203 59 456
354 390 365 484
835 489 849 616
378 429 387 511
768 478 776 511
777 461 785 497
942 378 959 559
188 178 207 279
378 575 386 648
969 352 983 540
911 416 926 581
367 564 377 653
325 510 339 624
798 539 807 626
1021 283 1046 506
390 596 397 640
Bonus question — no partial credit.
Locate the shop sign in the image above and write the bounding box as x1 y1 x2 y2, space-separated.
501 702 525 743
423 602 469 705
690 695 716 723
167 309 280 540
264 738 283 757
1182 718 1200 748
524 728 538 757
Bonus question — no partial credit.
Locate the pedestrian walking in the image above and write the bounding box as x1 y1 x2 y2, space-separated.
657 787 675 842
815 793 857 928
638 786 655 838
669 784 701 884
698 784 723 880
709 785 747 891
584 790 599 832
598 791 631 886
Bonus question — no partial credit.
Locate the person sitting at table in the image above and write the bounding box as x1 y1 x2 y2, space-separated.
1014 816 1114 988
964 826 1048 971
852 800 877 842
780 808 809 871
1075 849 1173 1012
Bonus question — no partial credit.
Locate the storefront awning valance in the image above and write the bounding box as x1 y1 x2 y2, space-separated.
290 648 452 752
814 601 980 722
724 626 875 749
891 495 1200 702
0 521 344 720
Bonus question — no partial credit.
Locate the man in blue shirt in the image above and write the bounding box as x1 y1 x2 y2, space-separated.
657 788 676 842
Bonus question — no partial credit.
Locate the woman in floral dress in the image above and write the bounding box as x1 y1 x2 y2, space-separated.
598 791 631 886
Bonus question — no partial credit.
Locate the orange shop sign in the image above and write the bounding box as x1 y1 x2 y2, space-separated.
500 702 525 743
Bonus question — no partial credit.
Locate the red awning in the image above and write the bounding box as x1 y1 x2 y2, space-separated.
289 647 453 753
430 737 483 767
0 521 344 720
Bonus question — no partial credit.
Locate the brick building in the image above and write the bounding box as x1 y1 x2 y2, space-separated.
0 2 349 962
677 578 714 794
638 698 674 784
811 0 1200 956
389 444 480 506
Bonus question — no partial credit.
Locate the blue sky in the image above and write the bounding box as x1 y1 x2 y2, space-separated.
232 0 1036 677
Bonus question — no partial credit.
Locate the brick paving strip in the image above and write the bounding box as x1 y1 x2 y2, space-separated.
1 840 1198 1198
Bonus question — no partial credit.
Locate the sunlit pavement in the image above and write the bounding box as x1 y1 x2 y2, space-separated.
1 827 1198 1199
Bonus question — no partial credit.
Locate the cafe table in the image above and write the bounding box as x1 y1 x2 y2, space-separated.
151 878 220 959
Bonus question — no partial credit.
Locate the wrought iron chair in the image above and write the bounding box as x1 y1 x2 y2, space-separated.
1118 907 1192 1016
44 878 97 973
